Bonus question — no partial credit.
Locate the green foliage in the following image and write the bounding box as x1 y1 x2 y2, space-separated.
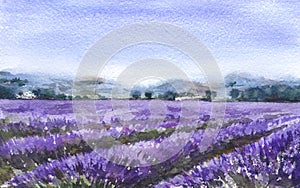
130 90 142 99
0 161 14 185
55 175 116 188
161 90 178 101
229 84 300 102
144 91 153 99
32 88 68 100
55 94 67 100
10 77 28 86
120 128 175 144
0 86 14 99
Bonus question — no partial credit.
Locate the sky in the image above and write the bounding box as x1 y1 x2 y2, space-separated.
0 0 299 80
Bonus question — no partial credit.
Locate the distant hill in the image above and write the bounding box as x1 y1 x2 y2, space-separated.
0 71 14 77
225 72 300 88
149 79 209 97
225 72 300 102
225 72 276 88
0 70 300 101
0 71 73 99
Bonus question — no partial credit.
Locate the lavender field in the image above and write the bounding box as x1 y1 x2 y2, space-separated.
1 100 300 187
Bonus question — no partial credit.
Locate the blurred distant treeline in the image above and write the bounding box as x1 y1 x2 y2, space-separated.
1 75 300 102
229 84 300 102
0 77 68 100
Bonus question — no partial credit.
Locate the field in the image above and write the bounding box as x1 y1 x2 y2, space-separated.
0 99 300 187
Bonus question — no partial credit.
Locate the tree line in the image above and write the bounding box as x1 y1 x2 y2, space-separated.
229 84 300 102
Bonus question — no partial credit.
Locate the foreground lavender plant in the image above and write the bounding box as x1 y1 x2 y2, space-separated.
4 151 152 187
4 115 297 187
156 121 300 187
0 133 92 171
0 118 77 141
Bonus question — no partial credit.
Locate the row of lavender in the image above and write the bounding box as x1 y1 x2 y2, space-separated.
2 117 300 186
1 100 300 187
157 119 300 187
1 111 296 168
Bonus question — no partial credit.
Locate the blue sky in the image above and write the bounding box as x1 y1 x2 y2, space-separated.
0 0 299 80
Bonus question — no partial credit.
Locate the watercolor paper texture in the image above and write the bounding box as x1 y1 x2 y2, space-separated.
0 0 300 187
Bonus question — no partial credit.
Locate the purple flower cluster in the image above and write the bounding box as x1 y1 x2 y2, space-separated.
0 133 82 157
5 151 152 187
156 121 300 187
1 100 300 187
215 115 300 142
0 117 77 133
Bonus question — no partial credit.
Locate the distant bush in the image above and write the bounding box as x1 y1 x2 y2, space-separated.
32 88 68 100
229 84 300 102
161 91 178 101
10 77 28 86
0 86 14 99
130 90 142 99
56 94 67 100
144 91 153 99
205 90 217 101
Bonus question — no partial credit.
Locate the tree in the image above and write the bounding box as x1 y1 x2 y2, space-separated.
163 90 177 101
130 90 141 99
32 89 41 98
0 86 14 99
144 91 153 99
205 90 211 101
32 88 56 99
56 93 67 100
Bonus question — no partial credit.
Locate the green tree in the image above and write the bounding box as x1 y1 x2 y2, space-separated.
144 91 153 99
0 86 14 99
163 90 177 101
130 90 141 99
